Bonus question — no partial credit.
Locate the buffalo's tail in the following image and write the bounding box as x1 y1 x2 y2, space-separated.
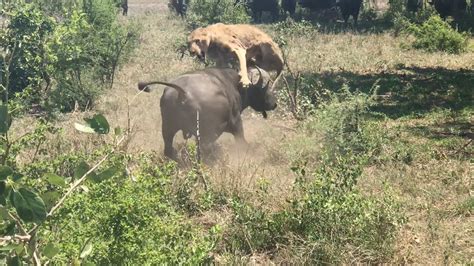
138 81 186 97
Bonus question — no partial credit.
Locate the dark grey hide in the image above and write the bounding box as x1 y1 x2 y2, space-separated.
282 0 297 15
406 0 423 12
336 0 363 26
137 67 277 160
168 0 188 17
428 0 467 19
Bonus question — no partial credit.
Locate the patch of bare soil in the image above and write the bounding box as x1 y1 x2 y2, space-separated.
127 0 169 16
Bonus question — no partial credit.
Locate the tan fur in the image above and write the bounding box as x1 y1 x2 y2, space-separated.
188 23 284 88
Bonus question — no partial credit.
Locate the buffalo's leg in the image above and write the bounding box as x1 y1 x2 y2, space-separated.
162 126 178 160
231 118 247 146
121 0 128 15
233 48 251 88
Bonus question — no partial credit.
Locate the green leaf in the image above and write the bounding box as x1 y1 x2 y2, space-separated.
92 166 122 183
0 243 20 251
44 173 66 187
3 221 15 235
0 206 10 220
0 105 11 134
83 114 110 134
41 191 61 210
72 258 81 266
114 127 122 136
6 255 20 266
11 172 23 182
74 122 95 134
80 239 93 259
14 243 24 255
43 243 60 259
0 166 13 181
11 188 47 223
0 181 7 205
74 161 96 180
80 185 89 193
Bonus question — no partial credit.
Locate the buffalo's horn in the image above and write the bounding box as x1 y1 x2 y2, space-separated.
270 70 282 92
254 65 264 88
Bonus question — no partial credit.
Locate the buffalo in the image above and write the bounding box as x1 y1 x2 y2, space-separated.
428 0 467 19
238 0 280 22
137 67 277 160
117 0 128 16
297 0 362 26
282 0 297 15
336 0 363 26
406 0 423 12
298 0 336 10
168 0 188 17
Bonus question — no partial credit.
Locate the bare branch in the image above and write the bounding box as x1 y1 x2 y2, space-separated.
0 234 31 243
8 212 28 236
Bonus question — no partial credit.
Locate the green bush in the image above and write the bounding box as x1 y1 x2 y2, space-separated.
0 4 56 101
228 158 404 263
273 19 316 38
226 89 405 263
284 158 404 262
186 0 251 28
0 2 138 113
43 156 218 264
406 15 469 54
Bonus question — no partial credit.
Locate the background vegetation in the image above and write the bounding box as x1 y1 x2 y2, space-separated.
0 0 472 264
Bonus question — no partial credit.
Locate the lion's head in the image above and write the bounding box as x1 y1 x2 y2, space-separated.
187 28 211 61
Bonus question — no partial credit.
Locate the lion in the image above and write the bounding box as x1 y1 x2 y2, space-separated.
187 23 284 88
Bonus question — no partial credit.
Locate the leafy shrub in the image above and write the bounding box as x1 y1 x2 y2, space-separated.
42 156 218 264
228 158 404 262
227 197 285 253
273 19 316 38
226 89 405 263
406 15 468 53
186 0 251 28
0 2 138 113
386 0 439 34
0 80 218 263
384 0 405 23
303 86 384 161
0 4 56 101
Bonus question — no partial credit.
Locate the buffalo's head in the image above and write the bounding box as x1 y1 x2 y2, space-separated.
246 67 277 119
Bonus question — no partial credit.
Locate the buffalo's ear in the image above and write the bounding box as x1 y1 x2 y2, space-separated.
249 69 258 85
248 67 264 88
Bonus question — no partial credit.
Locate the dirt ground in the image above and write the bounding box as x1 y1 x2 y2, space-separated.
96 0 300 199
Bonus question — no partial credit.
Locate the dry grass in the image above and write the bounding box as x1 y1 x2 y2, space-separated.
14 0 472 263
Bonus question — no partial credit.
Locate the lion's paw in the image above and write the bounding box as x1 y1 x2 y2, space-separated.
239 77 251 89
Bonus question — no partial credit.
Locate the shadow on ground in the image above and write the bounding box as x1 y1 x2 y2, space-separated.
287 65 473 119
